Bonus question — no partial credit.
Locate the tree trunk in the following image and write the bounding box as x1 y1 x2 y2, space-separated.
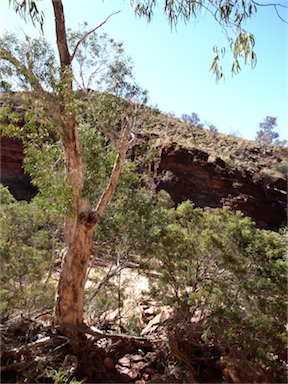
50 0 134 333
54 219 94 328
2 0 134 335
53 116 133 331
51 0 88 330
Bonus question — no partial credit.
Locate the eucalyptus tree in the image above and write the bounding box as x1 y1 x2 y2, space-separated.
255 116 280 146
1 1 146 334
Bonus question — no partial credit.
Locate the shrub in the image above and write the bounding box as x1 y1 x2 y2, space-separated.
149 201 287 366
0 185 61 319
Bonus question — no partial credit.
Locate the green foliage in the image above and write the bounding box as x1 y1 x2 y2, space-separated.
81 169 165 327
95 187 158 257
274 160 288 179
0 29 147 214
76 92 140 204
7 0 285 80
8 0 44 31
23 138 72 216
134 0 264 79
0 32 71 211
0 32 58 92
45 367 83 384
0 184 61 319
148 200 287 363
68 25 148 102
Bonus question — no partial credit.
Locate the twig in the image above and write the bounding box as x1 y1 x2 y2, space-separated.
10 336 65 353
70 11 121 63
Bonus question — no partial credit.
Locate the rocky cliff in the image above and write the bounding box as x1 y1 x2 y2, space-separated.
134 111 287 230
151 143 286 229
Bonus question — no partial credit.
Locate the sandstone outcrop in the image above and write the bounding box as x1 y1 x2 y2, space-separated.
152 143 287 229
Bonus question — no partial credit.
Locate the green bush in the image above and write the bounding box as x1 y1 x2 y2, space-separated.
0 185 61 319
149 200 287 365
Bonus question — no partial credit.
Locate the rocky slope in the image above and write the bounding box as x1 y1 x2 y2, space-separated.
133 111 287 230
1 101 287 229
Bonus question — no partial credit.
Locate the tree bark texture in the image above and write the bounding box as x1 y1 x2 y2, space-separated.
54 221 94 327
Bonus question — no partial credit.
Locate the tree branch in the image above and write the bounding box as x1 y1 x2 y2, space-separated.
89 108 136 226
1 47 44 95
251 1 288 24
70 11 121 64
0 46 61 125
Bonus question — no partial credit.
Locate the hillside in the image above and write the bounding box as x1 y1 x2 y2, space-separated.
134 109 288 229
1 97 287 229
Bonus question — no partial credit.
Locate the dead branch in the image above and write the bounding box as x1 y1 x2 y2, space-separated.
58 322 154 348
7 336 66 355
169 333 197 381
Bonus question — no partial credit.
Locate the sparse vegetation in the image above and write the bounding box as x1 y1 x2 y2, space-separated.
135 109 288 177
180 112 204 128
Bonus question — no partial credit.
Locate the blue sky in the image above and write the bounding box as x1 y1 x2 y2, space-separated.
1 0 287 140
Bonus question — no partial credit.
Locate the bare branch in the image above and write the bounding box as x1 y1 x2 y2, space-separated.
70 11 121 64
273 4 288 23
251 1 288 8
58 322 153 346
251 1 288 23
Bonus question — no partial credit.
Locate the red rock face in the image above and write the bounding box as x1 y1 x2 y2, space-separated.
153 144 287 230
1 135 24 177
1 133 37 200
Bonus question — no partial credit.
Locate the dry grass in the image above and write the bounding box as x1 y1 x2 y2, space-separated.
136 107 288 178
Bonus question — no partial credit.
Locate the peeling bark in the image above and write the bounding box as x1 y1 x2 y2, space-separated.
54 221 94 327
